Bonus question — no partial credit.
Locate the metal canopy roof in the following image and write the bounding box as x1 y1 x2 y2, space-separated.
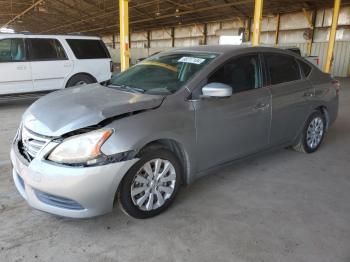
1 0 350 36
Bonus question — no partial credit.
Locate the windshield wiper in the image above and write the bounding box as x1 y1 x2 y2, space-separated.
108 84 145 93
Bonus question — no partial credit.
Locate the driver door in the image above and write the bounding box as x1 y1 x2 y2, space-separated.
194 54 271 171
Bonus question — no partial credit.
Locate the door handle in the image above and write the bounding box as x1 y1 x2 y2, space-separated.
16 65 26 70
253 103 269 111
63 63 72 68
303 92 314 97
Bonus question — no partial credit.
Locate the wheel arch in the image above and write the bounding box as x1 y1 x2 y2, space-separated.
314 105 330 130
136 138 191 186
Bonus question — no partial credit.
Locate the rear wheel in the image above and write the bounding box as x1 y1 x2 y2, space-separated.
66 74 95 87
118 148 182 219
293 111 326 153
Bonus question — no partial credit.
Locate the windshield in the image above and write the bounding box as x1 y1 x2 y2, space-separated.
109 52 218 95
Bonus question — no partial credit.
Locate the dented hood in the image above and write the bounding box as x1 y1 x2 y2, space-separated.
23 84 164 137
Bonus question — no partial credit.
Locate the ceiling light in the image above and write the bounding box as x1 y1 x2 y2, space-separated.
0 27 15 33
155 0 160 16
175 8 180 18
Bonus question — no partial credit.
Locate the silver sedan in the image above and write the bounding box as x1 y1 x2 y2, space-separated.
11 45 339 219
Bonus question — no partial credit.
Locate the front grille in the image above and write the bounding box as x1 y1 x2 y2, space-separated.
20 127 51 161
34 190 85 210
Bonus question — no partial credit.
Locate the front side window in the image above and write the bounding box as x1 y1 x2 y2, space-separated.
109 52 218 95
0 38 26 62
28 39 67 61
265 53 300 85
66 39 110 59
208 54 260 93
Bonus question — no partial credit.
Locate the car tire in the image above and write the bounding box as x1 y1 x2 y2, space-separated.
118 148 182 219
293 111 326 153
66 74 95 87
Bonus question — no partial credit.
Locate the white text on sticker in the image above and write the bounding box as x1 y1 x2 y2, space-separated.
178 57 205 65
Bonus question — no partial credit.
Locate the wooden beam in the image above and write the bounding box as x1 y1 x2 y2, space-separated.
274 13 280 46
171 27 175 48
147 30 151 48
112 34 116 49
203 23 207 45
75 1 250 34
1 0 45 28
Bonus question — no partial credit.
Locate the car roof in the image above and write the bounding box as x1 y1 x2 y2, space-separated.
0 33 100 40
170 44 297 55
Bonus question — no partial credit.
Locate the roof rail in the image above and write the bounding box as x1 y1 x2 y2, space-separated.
67 32 85 36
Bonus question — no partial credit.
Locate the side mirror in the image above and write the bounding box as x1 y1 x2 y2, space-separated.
202 82 232 98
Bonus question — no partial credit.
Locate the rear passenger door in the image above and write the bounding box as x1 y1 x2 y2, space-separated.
0 38 33 95
264 53 314 146
28 38 73 91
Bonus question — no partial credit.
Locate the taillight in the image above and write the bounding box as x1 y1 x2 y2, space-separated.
331 79 340 94
110 61 113 72
316 58 320 65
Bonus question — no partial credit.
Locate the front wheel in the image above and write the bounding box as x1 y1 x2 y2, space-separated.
118 148 182 219
293 111 326 153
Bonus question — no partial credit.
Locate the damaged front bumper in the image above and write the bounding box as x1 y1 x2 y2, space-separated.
10 143 138 218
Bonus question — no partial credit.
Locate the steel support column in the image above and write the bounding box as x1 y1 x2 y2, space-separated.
119 0 130 71
324 0 341 73
252 0 263 46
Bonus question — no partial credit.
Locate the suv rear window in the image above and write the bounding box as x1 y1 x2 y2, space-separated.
265 54 300 85
28 39 67 61
66 39 110 59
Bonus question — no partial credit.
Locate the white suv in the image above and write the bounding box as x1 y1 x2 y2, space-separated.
0 34 112 95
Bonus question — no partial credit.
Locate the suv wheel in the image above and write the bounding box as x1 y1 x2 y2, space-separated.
293 111 326 153
66 74 95 87
118 148 182 219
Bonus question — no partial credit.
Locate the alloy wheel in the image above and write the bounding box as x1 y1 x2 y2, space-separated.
306 116 324 149
130 158 176 211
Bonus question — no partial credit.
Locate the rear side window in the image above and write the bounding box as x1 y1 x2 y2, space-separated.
66 39 110 59
28 39 67 61
265 54 300 85
0 38 26 62
299 60 312 77
208 54 261 94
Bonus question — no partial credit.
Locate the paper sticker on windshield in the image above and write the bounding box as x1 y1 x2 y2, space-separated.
178 57 205 64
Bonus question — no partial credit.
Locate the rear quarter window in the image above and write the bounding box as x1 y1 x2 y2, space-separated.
265 53 300 85
66 39 110 59
299 60 312 77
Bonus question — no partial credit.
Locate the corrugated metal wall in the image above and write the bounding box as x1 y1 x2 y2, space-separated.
310 41 350 77
331 42 350 77
103 5 350 77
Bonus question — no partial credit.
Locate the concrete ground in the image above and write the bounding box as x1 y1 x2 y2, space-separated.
0 79 349 262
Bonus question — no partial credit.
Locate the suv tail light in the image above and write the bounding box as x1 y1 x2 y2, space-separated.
331 79 340 94
110 61 114 72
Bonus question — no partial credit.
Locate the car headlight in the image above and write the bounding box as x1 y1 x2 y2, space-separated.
48 129 113 165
